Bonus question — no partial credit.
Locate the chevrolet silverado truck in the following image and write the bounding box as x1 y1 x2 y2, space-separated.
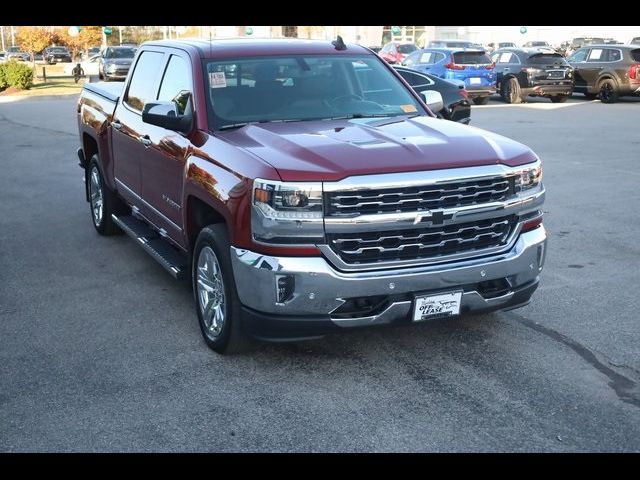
76 38 547 354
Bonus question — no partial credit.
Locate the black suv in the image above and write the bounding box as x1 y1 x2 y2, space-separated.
567 45 640 103
44 46 72 64
491 48 573 103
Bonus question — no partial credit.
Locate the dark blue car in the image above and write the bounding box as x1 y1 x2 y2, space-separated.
401 47 497 104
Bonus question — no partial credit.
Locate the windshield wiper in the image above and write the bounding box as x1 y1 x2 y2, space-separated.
219 122 252 130
219 118 303 130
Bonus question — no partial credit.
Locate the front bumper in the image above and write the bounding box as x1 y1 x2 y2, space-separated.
231 226 547 340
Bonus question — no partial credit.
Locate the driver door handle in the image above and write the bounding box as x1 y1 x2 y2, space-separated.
139 135 152 147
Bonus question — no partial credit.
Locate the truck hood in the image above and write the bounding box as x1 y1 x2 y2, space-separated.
218 116 538 182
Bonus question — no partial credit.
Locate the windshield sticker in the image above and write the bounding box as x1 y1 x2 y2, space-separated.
400 104 418 113
209 72 227 88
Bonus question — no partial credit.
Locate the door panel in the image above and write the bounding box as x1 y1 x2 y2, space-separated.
112 50 166 202
140 53 193 240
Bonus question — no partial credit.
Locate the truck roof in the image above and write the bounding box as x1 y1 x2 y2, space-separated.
141 38 370 59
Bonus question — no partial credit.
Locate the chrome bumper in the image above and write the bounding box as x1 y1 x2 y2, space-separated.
230 226 547 329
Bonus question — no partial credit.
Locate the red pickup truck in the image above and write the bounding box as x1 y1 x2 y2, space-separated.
76 38 547 354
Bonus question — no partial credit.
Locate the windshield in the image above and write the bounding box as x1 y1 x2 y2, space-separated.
398 44 417 54
204 54 425 130
530 41 549 46
104 47 136 59
50 47 68 53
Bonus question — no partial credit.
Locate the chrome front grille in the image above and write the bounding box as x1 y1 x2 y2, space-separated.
327 215 517 265
327 177 513 216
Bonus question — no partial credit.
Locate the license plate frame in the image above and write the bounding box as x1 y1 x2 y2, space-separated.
469 77 482 85
412 291 463 322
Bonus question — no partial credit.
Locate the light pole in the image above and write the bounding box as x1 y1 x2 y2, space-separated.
10 25 15 46
1 26 5 51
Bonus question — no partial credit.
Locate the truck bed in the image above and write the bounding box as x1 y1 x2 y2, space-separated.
83 81 123 104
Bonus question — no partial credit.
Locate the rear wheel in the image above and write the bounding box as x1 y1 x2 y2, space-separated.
549 95 569 103
472 96 490 105
502 77 523 104
193 224 251 354
88 155 125 236
598 79 619 103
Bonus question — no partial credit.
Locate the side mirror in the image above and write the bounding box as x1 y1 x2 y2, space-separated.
420 90 444 113
142 100 192 133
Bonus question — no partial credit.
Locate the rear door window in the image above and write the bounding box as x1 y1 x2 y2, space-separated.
396 69 434 89
631 49 640 62
587 49 604 61
452 51 492 64
124 51 165 112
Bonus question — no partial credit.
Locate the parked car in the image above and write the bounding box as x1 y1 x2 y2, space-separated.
491 48 573 103
629 37 640 45
400 47 496 104
566 37 605 56
76 38 546 353
0 52 6 64
567 44 640 103
6 46 29 61
378 42 418 64
394 66 471 123
82 46 101 61
487 42 517 53
44 46 72 64
98 46 137 81
427 40 483 49
522 41 556 53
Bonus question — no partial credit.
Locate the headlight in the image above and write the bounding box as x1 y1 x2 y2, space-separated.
251 179 324 245
515 163 542 191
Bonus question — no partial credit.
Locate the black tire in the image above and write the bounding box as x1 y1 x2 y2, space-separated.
598 79 619 103
583 92 598 100
502 77 523 104
549 95 569 103
87 155 124 236
192 224 251 354
472 96 490 105
98 70 104 80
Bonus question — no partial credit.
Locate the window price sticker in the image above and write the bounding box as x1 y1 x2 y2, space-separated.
209 71 227 88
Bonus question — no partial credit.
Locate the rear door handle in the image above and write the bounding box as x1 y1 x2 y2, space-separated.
112 121 122 130
139 135 152 147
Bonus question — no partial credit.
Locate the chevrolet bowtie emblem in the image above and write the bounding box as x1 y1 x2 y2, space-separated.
414 210 453 225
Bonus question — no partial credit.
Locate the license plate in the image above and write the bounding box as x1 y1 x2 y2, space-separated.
548 71 564 78
469 77 482 85
413 291 462 322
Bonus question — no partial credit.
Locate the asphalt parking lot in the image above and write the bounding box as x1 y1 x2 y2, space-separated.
1 94 639 452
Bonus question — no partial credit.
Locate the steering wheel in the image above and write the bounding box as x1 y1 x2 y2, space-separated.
327 94 363 106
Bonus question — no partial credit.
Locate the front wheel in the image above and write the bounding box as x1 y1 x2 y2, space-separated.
193 225 250 354
472 96 490 105
549 95 569 103
599 79 619 103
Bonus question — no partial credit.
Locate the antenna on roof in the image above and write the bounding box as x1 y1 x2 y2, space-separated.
332 35 347 51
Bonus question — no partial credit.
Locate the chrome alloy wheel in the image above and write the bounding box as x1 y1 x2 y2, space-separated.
196 246 226 338
89 166 104 226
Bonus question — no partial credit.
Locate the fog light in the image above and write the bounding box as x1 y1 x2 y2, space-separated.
275 275 295 304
